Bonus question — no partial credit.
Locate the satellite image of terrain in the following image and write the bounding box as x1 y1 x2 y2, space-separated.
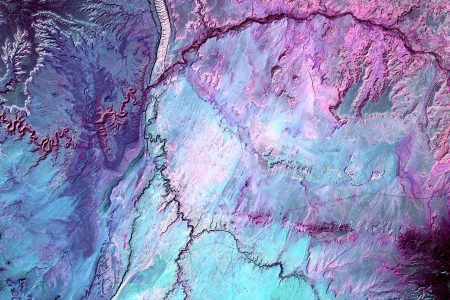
0 0 449 299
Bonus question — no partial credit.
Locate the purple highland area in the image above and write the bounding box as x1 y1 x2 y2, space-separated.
0 0 448 299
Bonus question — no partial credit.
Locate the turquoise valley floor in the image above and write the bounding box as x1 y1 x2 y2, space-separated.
0 0 449 299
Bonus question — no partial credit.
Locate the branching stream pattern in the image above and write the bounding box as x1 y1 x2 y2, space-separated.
0 0 448 299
